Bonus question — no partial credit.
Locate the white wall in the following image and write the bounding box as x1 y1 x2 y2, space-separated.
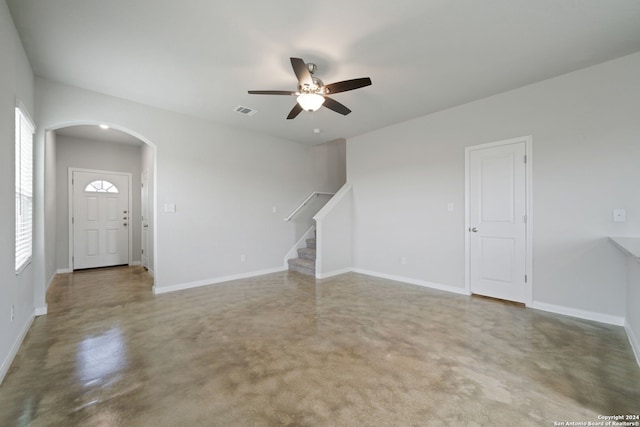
348 52 640 321
35 78 340 294
313 138 346 193
54 135 142 270
0 0 35 383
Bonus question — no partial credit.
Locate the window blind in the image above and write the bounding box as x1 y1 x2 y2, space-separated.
15 106 35 273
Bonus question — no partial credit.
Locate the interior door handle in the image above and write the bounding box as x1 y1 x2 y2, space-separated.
469 227 478 232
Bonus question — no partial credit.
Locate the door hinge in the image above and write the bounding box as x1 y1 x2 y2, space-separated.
523 215 527 224
524 154 527 163
72 217 74 224
525 275 528 283
141 249 144 254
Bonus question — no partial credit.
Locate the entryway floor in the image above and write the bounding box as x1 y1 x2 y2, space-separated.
1 266 638 426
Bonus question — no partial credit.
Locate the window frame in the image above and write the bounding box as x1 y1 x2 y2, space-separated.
84 179 120 193
15 103 35 275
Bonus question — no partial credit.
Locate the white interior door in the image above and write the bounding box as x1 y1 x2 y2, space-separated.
141 170 149 270
73 171 130 270
468 140 528 303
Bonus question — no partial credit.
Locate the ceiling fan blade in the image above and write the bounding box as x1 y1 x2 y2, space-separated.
322 96 351 115
290 57 313 87
324 77 372 94
286 103 303 120
248 90 296 95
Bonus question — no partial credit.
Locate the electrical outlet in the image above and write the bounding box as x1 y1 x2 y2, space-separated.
10 305 15 323
400 256 407 265
240 254 246 262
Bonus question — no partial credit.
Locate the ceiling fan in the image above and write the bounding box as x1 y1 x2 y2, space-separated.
248 57 372 119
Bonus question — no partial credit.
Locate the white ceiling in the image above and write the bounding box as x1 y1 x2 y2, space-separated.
7 0 640 145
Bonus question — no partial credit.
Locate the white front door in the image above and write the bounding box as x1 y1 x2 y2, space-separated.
467 138 529 303
73 171 130 270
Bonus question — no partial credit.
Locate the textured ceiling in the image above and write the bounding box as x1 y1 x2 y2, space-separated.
7 0 640 145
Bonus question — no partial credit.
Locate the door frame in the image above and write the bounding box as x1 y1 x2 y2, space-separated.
464 136 533 306
141 170 150 270
68 167 133 270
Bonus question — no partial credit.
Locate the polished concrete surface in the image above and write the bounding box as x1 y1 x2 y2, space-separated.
1 266 639 426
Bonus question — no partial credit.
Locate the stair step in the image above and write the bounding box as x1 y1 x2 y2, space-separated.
288 257 315 269
287 258 315 276
305 238 316 249
297 247 316 260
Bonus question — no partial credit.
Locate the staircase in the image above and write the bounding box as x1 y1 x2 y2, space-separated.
287 232 316 276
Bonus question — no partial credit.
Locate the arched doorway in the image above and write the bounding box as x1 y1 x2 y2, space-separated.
44 123 157 284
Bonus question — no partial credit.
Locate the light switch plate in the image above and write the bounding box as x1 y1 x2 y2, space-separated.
613 209 626 222
164 203 176 213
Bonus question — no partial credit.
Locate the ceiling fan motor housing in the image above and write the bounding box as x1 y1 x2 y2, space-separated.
299 76 325 95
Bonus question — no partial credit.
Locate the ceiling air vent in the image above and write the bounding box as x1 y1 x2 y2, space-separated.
234 105 257 116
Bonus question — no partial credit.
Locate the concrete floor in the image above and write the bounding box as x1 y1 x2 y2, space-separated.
1 266 639 426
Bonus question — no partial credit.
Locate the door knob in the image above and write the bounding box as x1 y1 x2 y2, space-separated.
469 227 478 232
123 223 128 227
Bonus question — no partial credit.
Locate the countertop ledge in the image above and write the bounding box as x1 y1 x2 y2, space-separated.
609 236 640 258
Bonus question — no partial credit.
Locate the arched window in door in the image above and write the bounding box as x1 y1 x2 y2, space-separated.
84 180 119 193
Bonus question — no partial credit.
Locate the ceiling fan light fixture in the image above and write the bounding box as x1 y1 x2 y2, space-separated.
297 93 325 112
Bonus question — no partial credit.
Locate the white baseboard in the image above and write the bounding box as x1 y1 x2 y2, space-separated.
130 261 141 266
531 301 625 326
154 266 287 295
316 267 353 279
56 268 72 274
34 306 48 316
146 267 155 277
625 320 640 368
0 312 35 385
351 268 470 296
